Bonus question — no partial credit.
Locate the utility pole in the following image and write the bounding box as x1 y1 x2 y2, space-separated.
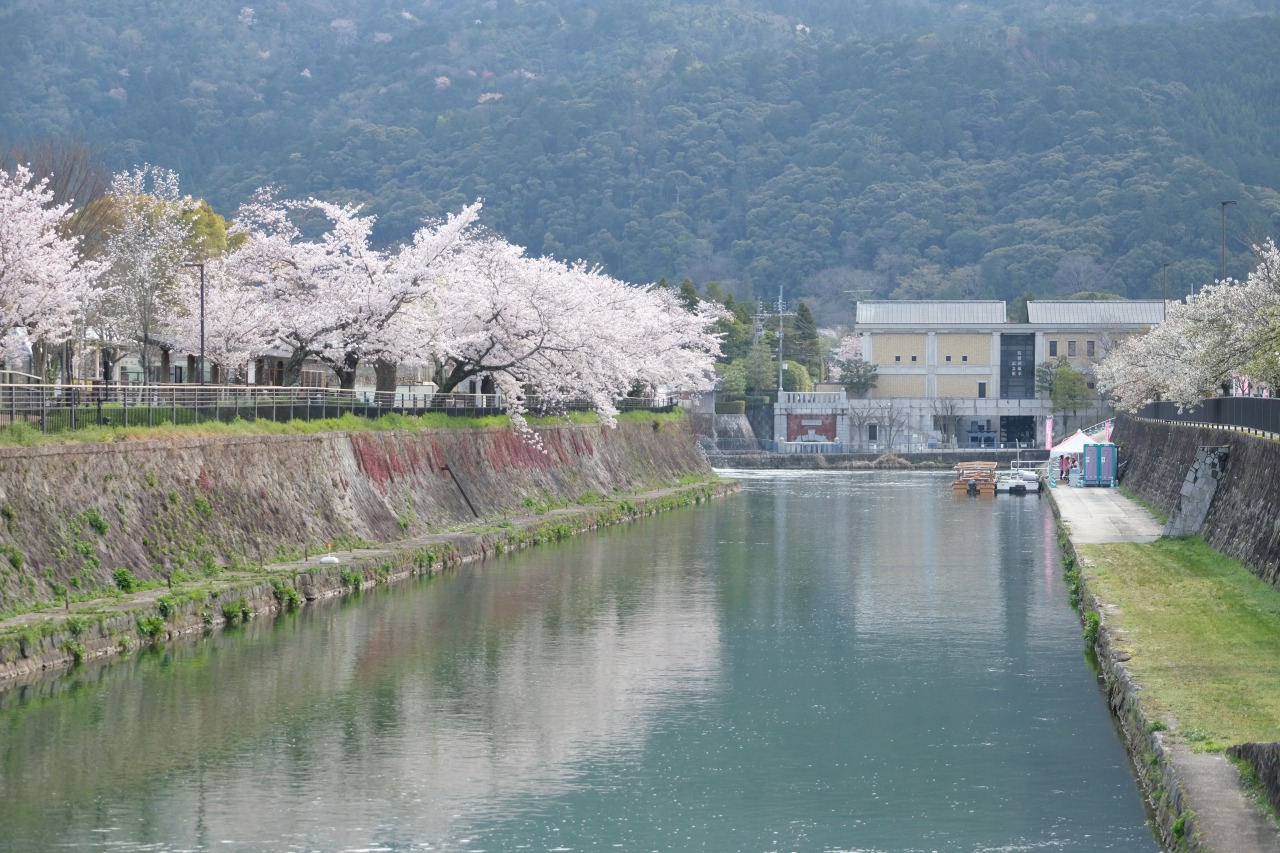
772 287 795 393
182 262 206 385
1220 200 1236 284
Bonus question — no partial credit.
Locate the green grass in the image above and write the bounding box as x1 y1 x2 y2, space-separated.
0 407 685 447
1118 485 1169 526
1081 536 1280 748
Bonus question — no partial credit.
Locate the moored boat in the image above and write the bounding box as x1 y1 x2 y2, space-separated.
952 461 998 496
995 468 1042 494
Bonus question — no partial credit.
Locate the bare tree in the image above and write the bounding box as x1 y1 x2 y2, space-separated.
931 397 963 447
872 400 913 450
847 403 874 450
2 139 113 255
1052 253 1114 296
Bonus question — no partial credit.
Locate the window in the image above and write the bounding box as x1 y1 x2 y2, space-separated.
946 355 952 362
1049 340 1058 357
1087 381 1096 390
1068 340 1077 356
962 355 968 362
911 355 917 362
1087 340 1096 357
978 381 987 399
868 423 878 441
895 355 901 362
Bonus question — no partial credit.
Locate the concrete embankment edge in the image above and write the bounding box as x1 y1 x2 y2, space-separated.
0 479 737 684
1048 491 1261 852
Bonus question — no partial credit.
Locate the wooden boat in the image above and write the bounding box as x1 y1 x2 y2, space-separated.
952 461 998 496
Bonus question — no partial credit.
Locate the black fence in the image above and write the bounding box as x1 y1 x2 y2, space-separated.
1137 397 1280 437
0 383 675 435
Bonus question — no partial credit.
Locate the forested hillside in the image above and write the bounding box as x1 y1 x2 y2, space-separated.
3 0 1278 322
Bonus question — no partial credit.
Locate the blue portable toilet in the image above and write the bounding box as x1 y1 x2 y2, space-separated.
1080 442 1117 487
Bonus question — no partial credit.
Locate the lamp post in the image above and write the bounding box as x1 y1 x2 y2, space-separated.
1220 200 1236 283
1161 262 1170 302
183 262 205 385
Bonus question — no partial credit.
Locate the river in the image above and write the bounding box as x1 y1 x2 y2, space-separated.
0 470 1158 851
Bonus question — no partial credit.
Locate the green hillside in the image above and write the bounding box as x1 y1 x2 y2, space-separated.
3 0 1278 321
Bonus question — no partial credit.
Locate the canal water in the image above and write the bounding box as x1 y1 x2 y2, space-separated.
0 470 1159 852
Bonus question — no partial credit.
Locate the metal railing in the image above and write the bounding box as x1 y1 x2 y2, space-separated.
1137 397 1280 438
0 383 675 435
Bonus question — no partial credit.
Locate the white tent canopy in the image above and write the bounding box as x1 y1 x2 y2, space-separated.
1050 429 1100 458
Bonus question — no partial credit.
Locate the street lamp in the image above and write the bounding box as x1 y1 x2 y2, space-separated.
182 262 205 385
1220 200 1236 283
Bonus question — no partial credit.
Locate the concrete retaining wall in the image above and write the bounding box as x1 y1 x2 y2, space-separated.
0 419 711 614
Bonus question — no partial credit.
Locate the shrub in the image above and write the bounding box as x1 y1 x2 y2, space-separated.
271 580 301 611
0 544 25 570
113 568 138 593
1082 610 1101 645
137 615 166 641
81 508 109 535
61 639 86 665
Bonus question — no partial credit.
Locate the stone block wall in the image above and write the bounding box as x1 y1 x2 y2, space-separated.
1112 415 1280 584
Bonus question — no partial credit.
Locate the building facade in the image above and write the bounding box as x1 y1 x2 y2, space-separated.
843 299 1165 450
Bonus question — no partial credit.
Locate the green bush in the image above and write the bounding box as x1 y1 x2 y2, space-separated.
1082 610 1101 645
81 508 109 535
137 615 165 641
714 400 746 415
113 568 138 593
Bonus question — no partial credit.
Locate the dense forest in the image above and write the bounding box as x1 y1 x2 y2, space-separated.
3 0 1279 323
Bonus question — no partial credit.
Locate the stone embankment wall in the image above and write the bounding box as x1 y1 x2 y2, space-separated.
0 419 711 614
1111 415 1280 584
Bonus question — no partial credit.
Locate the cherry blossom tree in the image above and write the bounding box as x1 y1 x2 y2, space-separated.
229 190 480 389
402 235 721 424
1098 240 1280 411
0 164 96 369
168 256 276 382
95 166 196 381
828 333 877 397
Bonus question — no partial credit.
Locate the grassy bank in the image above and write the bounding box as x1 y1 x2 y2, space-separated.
1080 536 1280 749
0 407 681 447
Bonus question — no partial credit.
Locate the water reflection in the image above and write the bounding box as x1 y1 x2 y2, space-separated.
0 471 1157 852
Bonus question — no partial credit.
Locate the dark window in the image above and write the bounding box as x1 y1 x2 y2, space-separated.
1049 340 1058 357
946 355 952 362
978 381 987 399
999 333 1036 399
895 355 901 362
962 355 968 362
911 355 917 362
868 423 878 441
1087 340 1096 357
1068 340 1077 356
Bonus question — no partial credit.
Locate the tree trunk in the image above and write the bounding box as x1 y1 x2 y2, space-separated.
374 358 397 407
333 352 359 391
281 349 308 387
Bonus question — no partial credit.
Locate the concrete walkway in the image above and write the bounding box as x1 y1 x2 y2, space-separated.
1050 485 1280 853
1049 482 1164 543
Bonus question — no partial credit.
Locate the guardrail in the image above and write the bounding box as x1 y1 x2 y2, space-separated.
0 383 674 435
1137 398 1280 438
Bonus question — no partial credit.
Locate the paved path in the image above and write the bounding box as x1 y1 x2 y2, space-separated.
1048 482 1164 543
1050 485 1280 853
